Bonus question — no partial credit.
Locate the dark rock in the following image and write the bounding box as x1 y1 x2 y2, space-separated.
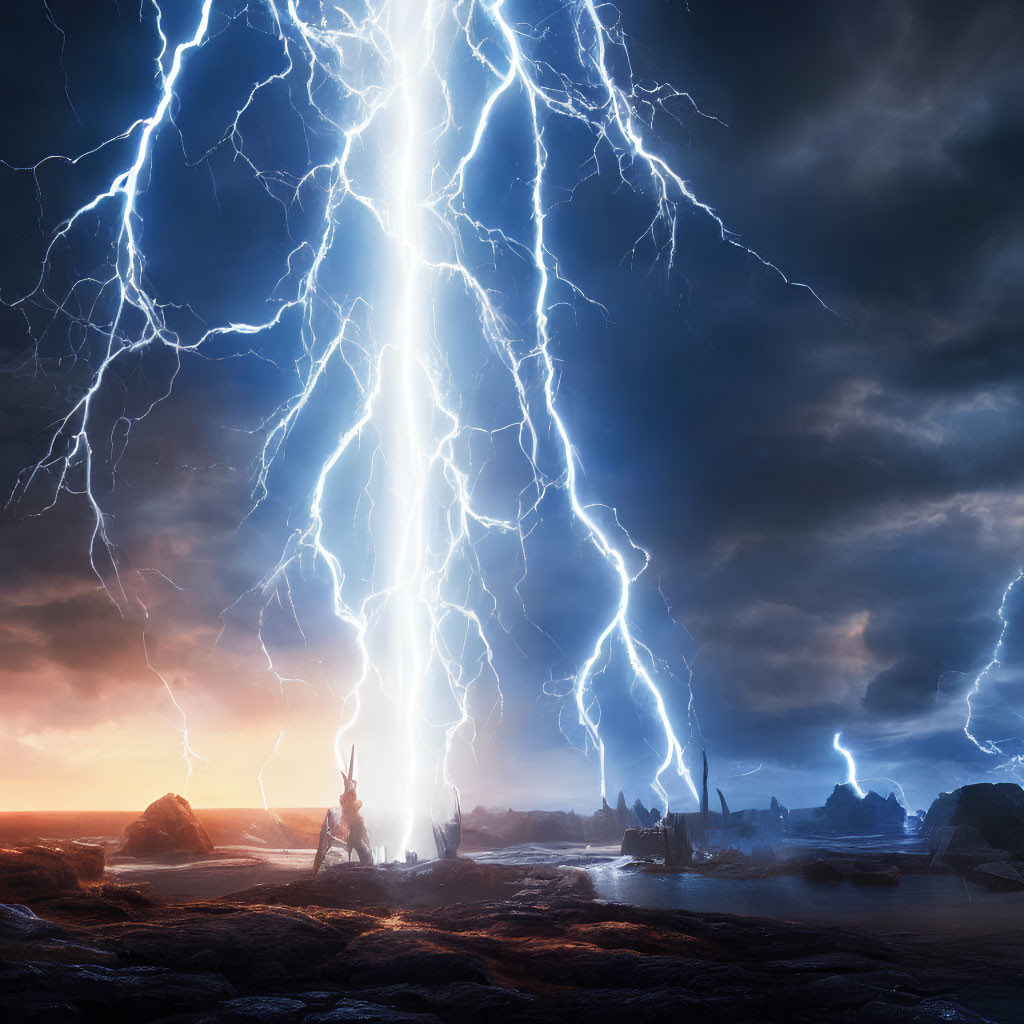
716 788 731 826
591 798 622 843
122 793 215 856
357 982 539 1021
0 904 67 942
0 847 81 903
330 929 491 987
1 871 997 1024
0 962 234 1015
856 997 999 1022
462 806 587 845
217 995 306 1022
965 860 1024 891
851 865 901 886
921 782 1024 850
293 992 340 1007
1006 824 1024 857
928 823 1009 869
620 827 665 858
632 799 661 828
613 791 634 832
801 860 844 883
306 1002 440 1023
0 995 84 1022
767 796 791 831
812 785 906 835
662 812 692 866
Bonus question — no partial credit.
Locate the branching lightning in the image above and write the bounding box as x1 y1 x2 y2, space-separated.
963 569 1024 772
7 0 826 848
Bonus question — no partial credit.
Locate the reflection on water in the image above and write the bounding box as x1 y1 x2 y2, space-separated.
589 855 1024 933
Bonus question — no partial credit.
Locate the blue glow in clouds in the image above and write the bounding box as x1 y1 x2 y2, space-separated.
8 1 825 848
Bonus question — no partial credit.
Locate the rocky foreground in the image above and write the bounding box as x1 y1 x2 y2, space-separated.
1 857 1019 1024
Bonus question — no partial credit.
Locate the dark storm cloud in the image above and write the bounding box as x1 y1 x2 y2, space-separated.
1 0 1023 809
553 0 1024 794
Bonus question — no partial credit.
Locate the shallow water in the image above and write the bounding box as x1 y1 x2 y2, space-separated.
589 856 1024 933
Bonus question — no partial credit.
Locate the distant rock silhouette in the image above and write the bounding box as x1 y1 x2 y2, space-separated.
122 793 214 856
632 798 661 828
809 784 905 835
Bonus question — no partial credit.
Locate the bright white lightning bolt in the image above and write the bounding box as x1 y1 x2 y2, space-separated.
963 569 1024 768
832 732 866 799
7 0 828 849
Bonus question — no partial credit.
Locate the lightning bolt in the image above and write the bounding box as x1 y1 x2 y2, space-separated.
832 732 866 799
963 569 1024 770
7 0 826 850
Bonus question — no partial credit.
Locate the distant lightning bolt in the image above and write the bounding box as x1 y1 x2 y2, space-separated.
832 732 866 798
7 0 827 848
963 569 1024 767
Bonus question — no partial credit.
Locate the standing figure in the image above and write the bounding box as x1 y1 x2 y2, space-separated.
313 746 374 875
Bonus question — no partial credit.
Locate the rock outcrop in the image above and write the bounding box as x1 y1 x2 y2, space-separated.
922 782 1024 851
805 784 906 835
122 793 214 856
0 846 83 903
620 827 666 858
632 798 661 828
0 860 1004 1024
928 824 1009 869
966 860 1024 891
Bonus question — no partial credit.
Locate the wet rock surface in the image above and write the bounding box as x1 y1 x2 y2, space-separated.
0 858 1017 1023
0 904 67 942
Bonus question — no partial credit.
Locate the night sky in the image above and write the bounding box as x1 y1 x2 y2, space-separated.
2 0 1023 817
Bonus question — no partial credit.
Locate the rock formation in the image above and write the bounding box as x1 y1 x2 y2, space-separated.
717 788 731 826
632 798 661 828
921 782 1024 851
0 846 83 902
805 784 905 835
121 793 215 856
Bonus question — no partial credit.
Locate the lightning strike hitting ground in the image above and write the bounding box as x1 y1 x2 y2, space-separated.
7 0 827 848
832 732 866 799
963 569 1024 772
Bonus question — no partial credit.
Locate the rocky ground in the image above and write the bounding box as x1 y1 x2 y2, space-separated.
2 856 1021 1023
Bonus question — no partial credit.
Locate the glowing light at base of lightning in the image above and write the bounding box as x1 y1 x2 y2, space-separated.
8 0 830 843
963 569 1024 772
832 732 866 799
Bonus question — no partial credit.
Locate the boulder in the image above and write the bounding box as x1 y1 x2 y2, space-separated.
801 859 843 883
218 996 307 1022
965 860 1024 891
928 824 1009 868
921 783 1024 850
0 847 82 903
122 793 214 856
307 1002 441 1023
620 827 665 858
